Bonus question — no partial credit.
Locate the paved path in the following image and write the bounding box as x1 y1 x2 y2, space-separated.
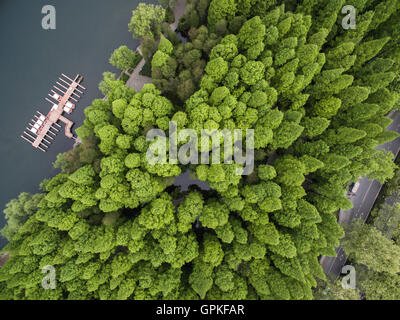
320 111 400 279
170 0 187 31
125 0 187 92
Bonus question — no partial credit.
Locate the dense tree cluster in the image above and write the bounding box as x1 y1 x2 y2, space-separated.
128 3 166 39
158 0 178 23
341 219 400 300
0 193 44 242
1 0 400 300
152 29 221 104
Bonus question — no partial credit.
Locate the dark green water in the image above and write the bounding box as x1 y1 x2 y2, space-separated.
0 0 156 249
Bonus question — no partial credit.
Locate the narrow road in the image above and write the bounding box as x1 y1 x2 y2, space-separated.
320 110 400 279
170 0 187 31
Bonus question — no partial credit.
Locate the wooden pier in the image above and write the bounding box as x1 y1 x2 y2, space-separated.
21 74 85 152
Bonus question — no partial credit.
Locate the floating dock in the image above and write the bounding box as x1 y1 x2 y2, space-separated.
21 74 85 152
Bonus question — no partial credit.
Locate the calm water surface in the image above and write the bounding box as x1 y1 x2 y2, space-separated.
0 0 157 249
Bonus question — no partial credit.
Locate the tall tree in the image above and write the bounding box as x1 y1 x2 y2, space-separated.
128 3 166 39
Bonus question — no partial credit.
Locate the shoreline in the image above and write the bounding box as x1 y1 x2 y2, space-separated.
0 0 144 251
73 0 187 149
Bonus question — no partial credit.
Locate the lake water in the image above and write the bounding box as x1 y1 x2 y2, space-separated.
0 0 158 249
